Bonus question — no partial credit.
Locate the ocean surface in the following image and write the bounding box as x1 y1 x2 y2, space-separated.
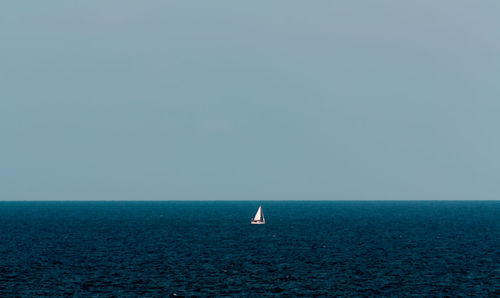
0 201 498 296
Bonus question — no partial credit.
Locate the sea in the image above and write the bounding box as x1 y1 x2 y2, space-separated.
0 201 498 297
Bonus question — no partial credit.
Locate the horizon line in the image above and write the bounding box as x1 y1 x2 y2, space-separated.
0 200 498 202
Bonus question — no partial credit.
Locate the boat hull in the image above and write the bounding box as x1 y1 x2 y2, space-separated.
251 221 265 224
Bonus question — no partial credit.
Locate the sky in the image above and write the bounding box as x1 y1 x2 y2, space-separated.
1 1 500 200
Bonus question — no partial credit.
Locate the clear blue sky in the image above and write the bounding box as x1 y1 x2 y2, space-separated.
1 1 499 200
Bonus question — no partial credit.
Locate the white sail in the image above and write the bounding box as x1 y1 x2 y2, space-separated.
253 206 262 221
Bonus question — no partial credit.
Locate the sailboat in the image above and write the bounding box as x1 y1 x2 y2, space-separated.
251 206 265 224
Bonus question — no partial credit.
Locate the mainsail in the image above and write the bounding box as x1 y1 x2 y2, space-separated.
253 206 262 221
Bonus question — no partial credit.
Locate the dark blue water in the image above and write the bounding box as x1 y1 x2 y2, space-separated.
0 201 498 296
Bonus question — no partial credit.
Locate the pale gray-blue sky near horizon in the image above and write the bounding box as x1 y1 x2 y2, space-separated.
1 1 499 201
